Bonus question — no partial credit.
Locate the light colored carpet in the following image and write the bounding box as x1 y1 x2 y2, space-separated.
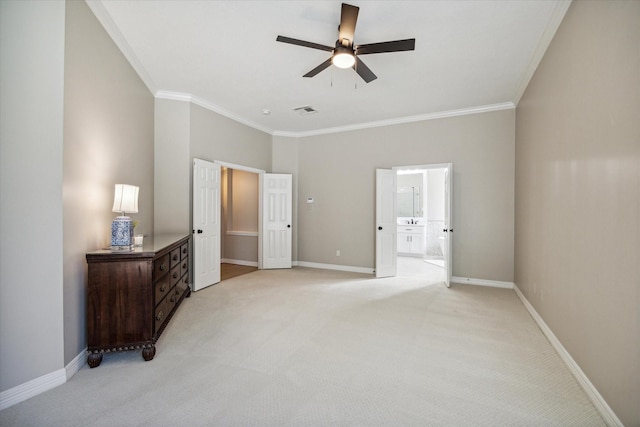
0 267 605 426
425 258 445 268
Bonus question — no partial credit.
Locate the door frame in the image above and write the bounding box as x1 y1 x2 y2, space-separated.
213 160 265 270
392 163 453 286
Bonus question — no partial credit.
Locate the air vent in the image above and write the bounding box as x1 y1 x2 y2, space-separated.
293 106 318 115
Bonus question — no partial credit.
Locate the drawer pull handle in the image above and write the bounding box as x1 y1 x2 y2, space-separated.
160 263 167 271
182 263 187 269
173 272 178 279
160 284 166 292
173 254 179 261
156 311 163 321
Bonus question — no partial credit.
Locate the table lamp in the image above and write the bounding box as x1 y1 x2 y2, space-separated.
111 184 139 251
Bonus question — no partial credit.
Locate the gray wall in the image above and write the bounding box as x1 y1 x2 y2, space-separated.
63 0 154 365
190 104 272 172
0 0 66 392
154 101 272 236
1 0 154 395
514 1 640 425
293 110 515 282
155 99 190 234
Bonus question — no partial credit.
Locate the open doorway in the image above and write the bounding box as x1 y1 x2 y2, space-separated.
394 164 451 285
221 167 259 280
193 158 293 291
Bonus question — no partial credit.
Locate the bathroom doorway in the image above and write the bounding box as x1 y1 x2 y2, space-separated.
394 164 452 285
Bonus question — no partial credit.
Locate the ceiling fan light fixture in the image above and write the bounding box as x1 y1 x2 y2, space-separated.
332 47 355 69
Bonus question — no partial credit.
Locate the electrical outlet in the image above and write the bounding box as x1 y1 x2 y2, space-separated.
336 250 341 257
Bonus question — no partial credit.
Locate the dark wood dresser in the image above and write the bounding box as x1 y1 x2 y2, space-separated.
85 234 190 367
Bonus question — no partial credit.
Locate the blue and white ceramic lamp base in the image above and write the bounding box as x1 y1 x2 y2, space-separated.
111 217 134 251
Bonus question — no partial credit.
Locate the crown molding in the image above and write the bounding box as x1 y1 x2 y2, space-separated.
273 102 516 138
513 0 572 106
156 90 514 138
85 0 157 94
155 91 275 135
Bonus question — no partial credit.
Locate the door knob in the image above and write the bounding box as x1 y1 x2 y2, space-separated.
197 229 203 234
443 229 448 232
378 226 383 230
287 224 291 228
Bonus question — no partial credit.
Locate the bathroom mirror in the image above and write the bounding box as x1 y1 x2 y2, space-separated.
397 186 420 217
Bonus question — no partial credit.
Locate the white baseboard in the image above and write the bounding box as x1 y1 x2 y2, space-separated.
513 285 623 427
0 348 87 411
0 368 66 410
452 276 514 289
221 258 258 267
292 264 513 287
65 348 87 380
296 261 374 275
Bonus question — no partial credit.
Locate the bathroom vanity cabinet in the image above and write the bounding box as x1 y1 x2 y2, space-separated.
397 225 425 256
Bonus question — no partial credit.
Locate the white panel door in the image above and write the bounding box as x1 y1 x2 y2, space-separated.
443 163 453 287
192 158 221 291
376 169 397 278
262 173 292 269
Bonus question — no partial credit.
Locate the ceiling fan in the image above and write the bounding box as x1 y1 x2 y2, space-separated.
276 3 415 83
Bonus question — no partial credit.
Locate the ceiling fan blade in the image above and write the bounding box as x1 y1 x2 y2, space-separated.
303 58 333 78
355 39 416 55
276 35 333 52
353 57 377 83
338 3 359 45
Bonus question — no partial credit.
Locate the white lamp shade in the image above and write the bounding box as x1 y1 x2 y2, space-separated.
112 184 139 214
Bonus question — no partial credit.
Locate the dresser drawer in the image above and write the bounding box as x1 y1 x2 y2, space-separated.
154 254 170 279
180 242 189 259
154 274 171 306
154 295 168 333
176 274 189 298
170 263 182 287
170 247 181 268
180 256 188 279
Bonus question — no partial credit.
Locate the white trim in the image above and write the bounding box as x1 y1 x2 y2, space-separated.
394 163 451 172
451 276 514 289
0 348 88 410
513 285 623 427
155 89 514 138
226 230 258 237
296 261 374 275
213 160 265 175
65 348 87 380
155 90 192 103
513 0 572 105
273 103 515 138
221 258 259 268
156 91 274 135
0 369 66 410
85 1 157 94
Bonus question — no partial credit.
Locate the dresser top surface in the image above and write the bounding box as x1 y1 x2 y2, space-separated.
86 233 189 260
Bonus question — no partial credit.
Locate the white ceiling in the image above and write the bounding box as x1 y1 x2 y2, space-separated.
88 0 570 136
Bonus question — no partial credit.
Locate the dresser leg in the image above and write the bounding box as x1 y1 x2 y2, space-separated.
87 353 103 368
142 345 156 361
